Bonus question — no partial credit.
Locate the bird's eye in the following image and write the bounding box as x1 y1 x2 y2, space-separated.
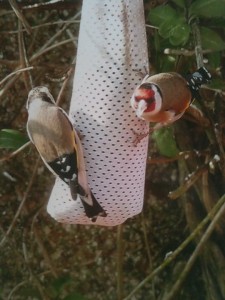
40 92 54 103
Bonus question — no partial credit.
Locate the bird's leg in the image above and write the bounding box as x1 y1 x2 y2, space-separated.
132 65 150 80
129 121 172 146
129 128 150 146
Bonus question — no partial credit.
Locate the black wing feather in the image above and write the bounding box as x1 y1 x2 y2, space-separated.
185 67 211 100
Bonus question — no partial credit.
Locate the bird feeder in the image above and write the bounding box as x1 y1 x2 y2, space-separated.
47 0 149 226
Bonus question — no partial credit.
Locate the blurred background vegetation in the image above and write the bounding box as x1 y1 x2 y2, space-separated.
0 0 225 299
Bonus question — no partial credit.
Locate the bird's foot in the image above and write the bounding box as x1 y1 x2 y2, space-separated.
132 66 149 80
129 128 150 146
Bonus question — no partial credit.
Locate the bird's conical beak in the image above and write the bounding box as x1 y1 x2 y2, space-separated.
136 100 147 118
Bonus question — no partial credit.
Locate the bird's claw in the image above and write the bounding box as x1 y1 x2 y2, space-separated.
128 128 149 147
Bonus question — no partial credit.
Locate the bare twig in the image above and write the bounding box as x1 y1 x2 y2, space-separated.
56 64 75 106
22 234 50 300
0 39 74 99
147 149 210 165
8 0 32 34
117 224 124 300
0 66 33 86
33 38 75 60
123 193 225 300
0 12 80 99
164 197 225 300
18 20 33 91
145 24 158 30
66 29 78 47
23 1 81 12
141 212 153 270
32 226 58 278
202 156 213 213
169 168 206 200
32 23 72 59
214 123 225 180
190 18 217 146
0 141 31 162
201 85 225 96
7 270 52 300
0 158 39 247
7 280 28 300
191 19 204 68
1 20 80 34
169 155 220 200
164 48 213 56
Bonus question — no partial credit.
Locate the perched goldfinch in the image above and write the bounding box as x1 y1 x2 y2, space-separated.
26 86 107 222
131 67 211 128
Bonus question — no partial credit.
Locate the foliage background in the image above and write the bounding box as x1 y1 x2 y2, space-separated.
0 0 225 299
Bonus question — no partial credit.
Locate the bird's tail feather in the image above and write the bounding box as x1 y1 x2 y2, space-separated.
79 191 107 222
185 66 211 100
70 181 107 222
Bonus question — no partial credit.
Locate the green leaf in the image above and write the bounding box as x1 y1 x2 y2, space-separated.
152 127 179 158
158 19 176 39
159 55 176 72
158 16 187 41
171 0 186 8
207 52 221 69
169 23 191 45
189 0 225 18
18 287 41 299
50 275 72 296
209 78 225 89
158 17 184 39
148 5 177 26
0 129 29 149
200 27 225 51
63 292 87 300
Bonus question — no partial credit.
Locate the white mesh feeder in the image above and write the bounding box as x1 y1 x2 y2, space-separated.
47 0 149 226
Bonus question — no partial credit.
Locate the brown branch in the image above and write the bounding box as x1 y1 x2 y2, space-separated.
191 19 204 69
18 20 33 91
0 38 74 99
0 158 39 247
0 66 33 86
164 48 214 56
22 233 50 300
141 212 153 271
168 155 220 200
8 0 32 34
32 226 58 278
123 193 225 300
1 20 80 35
117 224 124 300
147 149 210 165
56 64 75 106
0 12 79 100
164 197 225 300
7 270 53 299
0 141 31 162
0 1 81 11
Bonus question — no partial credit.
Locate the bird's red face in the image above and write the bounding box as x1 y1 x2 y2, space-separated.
134 83 156 112
131 82 162 119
